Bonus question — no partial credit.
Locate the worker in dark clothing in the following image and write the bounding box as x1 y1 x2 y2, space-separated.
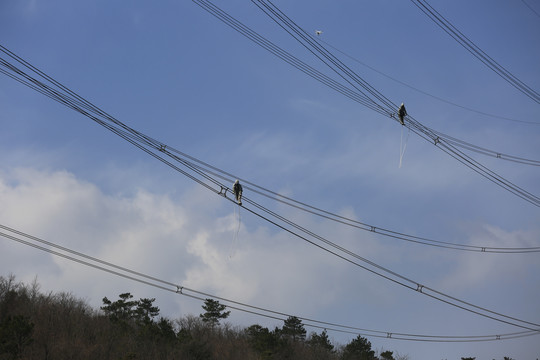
233 180 243 205
398 103 407 125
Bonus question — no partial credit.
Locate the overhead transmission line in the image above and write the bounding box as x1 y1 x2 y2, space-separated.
316 37 540 126
167 146 540 253
1 46 540 332
247 0 540 207
410 0 540 104
2 45 539 256
429 128 540 166
192 0 540 166
1 224 538 342
0 48 524 256
521 0 540 18
190 0 389 117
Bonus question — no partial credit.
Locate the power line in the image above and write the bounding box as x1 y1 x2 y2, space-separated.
158 143 540 254
315 37 540 126
247 0 540 207
193 0 540 169
249 0 397 114
521 0 540 18
430 128 540 166
410 0 540 103
1 46 540 259
239 196 540 331
1 224 538 342
191 0 389 116
2 48 539 254
1 45 539 330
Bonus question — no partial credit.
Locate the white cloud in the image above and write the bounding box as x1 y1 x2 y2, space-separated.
0 167 371 318
1 164 538 360
439 223 540 293
0 168 191 308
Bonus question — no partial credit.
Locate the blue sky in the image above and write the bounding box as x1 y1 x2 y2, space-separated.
1 0 539 359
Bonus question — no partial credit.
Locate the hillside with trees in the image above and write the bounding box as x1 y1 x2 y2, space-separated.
0 275 518 360
0 275 410 360
2 274 509 360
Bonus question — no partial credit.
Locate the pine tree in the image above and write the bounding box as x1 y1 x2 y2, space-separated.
101 292 138 323
199 298 230 327
281 316 306 342
342 335 376 360
135 298 160 325
308 329 334 352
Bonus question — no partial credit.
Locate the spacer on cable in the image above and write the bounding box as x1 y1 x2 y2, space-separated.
159 144 167 152
416 284 424 293
176 286 183 294
496 153 501 159
387 333 392 338
496 335 501 340
481 247 486 252
218 187 228 197
370 226 376 232
434 137 440 145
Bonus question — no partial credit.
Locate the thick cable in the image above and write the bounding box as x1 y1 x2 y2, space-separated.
1 48 539 260
246 1 540 206
315 37 540 126
1 224 538 342
1 46 540 329
191 0 388 116
410 0 540 103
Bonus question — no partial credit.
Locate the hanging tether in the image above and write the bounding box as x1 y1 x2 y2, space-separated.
399 125 410 168
228 204 242 260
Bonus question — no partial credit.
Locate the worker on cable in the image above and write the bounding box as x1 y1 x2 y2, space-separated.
233 180 243 205
398 103 407 125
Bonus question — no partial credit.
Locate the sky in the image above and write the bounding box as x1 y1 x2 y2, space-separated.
1 0 539 359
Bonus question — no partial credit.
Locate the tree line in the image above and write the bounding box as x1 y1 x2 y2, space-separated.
0 274 498 360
